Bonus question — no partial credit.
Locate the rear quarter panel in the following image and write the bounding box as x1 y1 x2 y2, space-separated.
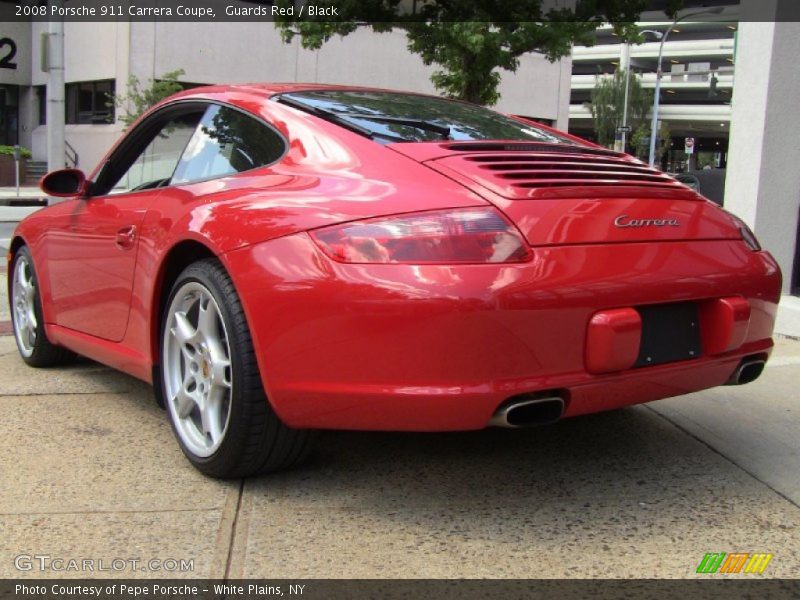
115 93 495 374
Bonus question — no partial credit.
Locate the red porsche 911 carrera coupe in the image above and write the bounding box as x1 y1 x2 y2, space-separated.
8 84 781 477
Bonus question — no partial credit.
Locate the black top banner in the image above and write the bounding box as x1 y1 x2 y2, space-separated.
0 0 797 23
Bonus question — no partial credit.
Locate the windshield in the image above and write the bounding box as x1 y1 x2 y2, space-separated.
275 90 575 145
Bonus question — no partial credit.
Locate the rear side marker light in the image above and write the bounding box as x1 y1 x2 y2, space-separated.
724 211 762 251
739 225 761 252
310 207 532 264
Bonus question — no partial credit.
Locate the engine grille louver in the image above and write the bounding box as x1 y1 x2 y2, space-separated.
462 152 683 190
446 142 619 156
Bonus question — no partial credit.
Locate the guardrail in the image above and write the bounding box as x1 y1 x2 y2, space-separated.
65 140 79 168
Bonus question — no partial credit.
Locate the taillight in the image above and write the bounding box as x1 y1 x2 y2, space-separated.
310 207 532 264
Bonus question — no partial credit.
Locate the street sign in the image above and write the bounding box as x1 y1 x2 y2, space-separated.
613 132 624 153
685 137 696 155
617 125 632 134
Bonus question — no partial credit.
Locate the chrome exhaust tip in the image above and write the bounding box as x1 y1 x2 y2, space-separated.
489 396 565 428
725 358 766 386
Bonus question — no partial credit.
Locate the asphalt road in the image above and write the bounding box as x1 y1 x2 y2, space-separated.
0 269 799 580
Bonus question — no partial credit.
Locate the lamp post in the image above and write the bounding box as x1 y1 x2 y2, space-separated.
619 43 631 152
648 8 724 168
620 29 662 154
46 0 66 174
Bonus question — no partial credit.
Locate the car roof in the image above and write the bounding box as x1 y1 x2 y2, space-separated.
169 82 439 102
159 82 595 150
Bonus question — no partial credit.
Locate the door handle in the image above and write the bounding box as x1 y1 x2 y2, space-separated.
115 225 137 250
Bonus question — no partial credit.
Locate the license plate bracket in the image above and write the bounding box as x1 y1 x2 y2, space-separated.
634 302 702 368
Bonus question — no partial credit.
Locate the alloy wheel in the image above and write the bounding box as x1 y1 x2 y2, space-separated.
12 254 37 358
163 282 233 457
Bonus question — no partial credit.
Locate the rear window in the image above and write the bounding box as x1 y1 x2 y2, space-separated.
275 90 574 145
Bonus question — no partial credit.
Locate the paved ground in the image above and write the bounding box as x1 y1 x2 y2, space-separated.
0 269 799 579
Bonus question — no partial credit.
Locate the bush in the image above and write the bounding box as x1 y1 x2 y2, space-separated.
0 145 32 159
108 68 186 127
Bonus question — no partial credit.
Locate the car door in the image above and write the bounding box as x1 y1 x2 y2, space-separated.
45 105 207 341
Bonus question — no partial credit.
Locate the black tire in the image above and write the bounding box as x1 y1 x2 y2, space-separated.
9 246 74 367
160 258 315 478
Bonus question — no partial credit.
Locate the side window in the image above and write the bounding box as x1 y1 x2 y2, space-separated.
112 112 202 194
171 105 285 185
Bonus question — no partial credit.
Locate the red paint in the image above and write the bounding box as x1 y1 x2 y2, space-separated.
7 83 782 431
222 234 779 430
31 189 154 341
585 308 642 374
699 296 752 355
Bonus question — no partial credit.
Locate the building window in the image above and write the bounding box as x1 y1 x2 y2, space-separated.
0 85 19 145
66 80 114 124
36 86 46 125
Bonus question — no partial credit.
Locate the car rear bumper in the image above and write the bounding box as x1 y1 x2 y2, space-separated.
224 233 781 431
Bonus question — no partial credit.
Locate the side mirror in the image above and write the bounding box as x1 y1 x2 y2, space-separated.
40 168 89 198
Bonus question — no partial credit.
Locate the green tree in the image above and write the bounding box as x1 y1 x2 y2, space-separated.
108 69 186 127
696 152 716 169
587 69 653 149
273 1 651 105
631 121 671 163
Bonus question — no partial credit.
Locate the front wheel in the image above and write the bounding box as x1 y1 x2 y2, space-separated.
160 259 315 478
10 246 73 367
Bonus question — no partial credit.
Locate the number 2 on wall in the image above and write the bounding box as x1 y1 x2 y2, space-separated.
0 37 18 70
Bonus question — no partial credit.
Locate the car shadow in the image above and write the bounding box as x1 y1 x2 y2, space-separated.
244 404 748 525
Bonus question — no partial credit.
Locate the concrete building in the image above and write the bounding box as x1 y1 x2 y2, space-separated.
0 20 571 174
569 19 737 170
723 8 800 333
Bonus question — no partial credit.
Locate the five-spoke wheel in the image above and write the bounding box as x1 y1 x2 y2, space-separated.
163 282 233 457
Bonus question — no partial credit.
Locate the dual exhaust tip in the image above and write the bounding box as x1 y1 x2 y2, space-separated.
489 395 565 428
491 355 767 428
726 357 766 386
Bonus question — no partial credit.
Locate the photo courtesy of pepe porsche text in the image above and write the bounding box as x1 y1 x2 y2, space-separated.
13 582 310 598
